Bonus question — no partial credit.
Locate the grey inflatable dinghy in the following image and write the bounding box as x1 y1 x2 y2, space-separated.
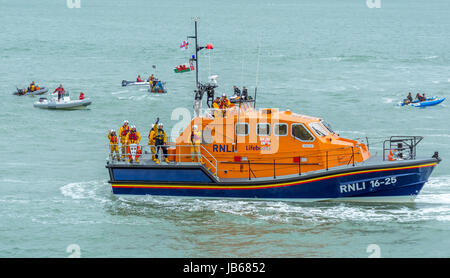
34 95 92 109
13 87 49 96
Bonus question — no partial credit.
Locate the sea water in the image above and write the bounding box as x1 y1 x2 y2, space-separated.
1 0 450 257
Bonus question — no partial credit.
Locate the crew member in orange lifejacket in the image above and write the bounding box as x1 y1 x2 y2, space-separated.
126 125 142 163
118 120 130 159
219 93 231 117
108 129 120 161
388 143 404 161
212 97 221 118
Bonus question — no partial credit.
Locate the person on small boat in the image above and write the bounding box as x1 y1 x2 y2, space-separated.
233 86 241 97
242 86 249 100
416 93 425 102
28 81 36 92
148 74 154 83
119 120 130 159
126 125 142 163
79 92 85 100
153 81 164 93
404 92 413 104
219 93 231 117
136 75 143 82
53 84 65 101
190 125 203 163
150 123 169 164
108 129 120 161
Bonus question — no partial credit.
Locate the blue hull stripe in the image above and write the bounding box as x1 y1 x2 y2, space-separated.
110 163 436 199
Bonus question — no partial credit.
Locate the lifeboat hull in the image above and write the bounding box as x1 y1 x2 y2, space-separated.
107 158 439 203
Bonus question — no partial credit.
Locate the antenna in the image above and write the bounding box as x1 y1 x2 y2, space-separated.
254 41 261 109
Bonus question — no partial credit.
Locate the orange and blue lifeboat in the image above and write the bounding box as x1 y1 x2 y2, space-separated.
106 103 440 202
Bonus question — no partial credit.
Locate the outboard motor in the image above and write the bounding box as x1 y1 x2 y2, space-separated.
122 80 127 87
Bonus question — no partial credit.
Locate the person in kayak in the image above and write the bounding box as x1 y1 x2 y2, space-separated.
53 84 65 101
136 75 143 82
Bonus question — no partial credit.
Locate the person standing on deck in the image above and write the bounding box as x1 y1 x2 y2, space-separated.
190 125 203 163
126 125 141 163
108 129 120 161
219 93 231 117
118 120 130 160
150 123 169 164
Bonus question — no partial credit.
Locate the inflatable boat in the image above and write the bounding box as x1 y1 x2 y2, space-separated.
13 87 48 96
33 95 92 110
399 97 445 107
122 80 150 87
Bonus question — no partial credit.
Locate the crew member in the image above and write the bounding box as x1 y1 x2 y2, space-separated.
53 84 65 102
190 125 202 163
148 120 159 161
388 143 404 161
150 123 169 164
137 75 143 82
212 97 221 118
118 120 130 159
219 93 231 117
79 92 85 100
108 129 120 161
126 125 141 163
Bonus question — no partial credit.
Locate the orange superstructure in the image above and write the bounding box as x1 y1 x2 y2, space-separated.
175 102 370 179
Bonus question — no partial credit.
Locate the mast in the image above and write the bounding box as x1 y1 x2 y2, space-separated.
188 18 200 90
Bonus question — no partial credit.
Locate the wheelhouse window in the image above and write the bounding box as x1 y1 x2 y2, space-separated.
321 120 335 134
309 122 329 137
274 123 288 136
257 123 270 136
291 123 315 142
235 123 249 136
